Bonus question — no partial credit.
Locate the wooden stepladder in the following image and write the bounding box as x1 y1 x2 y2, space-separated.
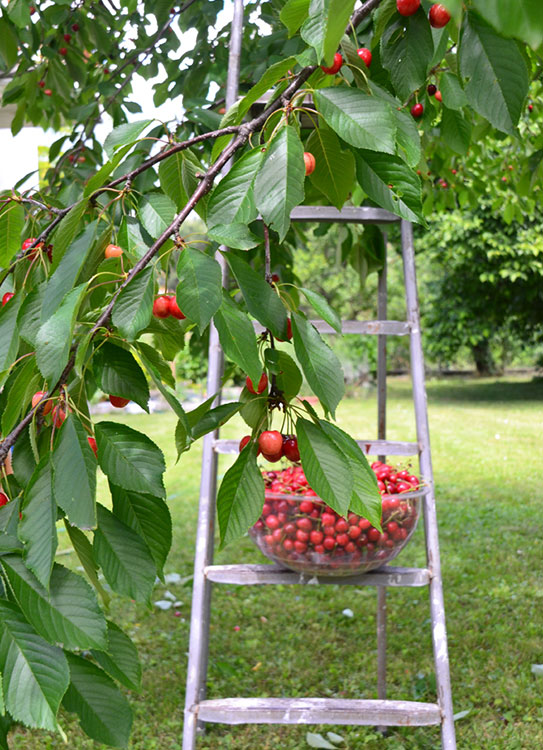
183 5 456 749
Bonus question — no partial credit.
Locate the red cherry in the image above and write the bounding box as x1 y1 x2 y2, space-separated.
283 538 294 552
271 273 280 283
345 541 357 554
356 47 372 67
314 544 325 555
359 518 371 530
310 530 324 545
44 89 52 96
22 237 38 251
2 292 14 306
323 536 335 551
348 525 362 539
88 436 98 457
276 318 293 342
265 514 280 530
427 84 437 96
0 491 9 507
303 152 316 176
321 52 343 75
38 80 45 88
367 528 381 542
435 90 442 102
59 47 68 56
29 6 36 14
283 522 296 536
411 102 424 118
262 450 283 463
51 405 66 428
246 373 268 394
168 296 185 319
321 512 336 526
371 461 382 470
294 540 308 553
105 244 123 259
71 23 80 31
396 0 420 16
32 391 52 415
63 33 72 42
282 437 300 462
336 533 349 547
109 395 130 408
239 435 251 452
299 499 314 514
335 518 349 533
296 517 313 531
296 529 309 543
429 3 451 28
153 295 171 319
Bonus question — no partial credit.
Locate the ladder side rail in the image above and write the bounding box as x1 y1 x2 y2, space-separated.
401 220 456 749
182 2 245 747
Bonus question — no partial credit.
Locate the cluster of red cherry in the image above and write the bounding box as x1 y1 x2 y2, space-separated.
249 463 421 574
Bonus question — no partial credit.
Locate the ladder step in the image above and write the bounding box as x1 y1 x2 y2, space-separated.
205 564 430 587
289 205 401 225
193 697 441 726
253 319 410 335
214 439 419 456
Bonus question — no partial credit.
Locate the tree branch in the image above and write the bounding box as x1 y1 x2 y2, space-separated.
348 0 383 32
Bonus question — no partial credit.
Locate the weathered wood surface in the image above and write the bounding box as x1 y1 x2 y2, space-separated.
194 697 442 726
214 438 419 456
204 564 431 587
252 319 410 336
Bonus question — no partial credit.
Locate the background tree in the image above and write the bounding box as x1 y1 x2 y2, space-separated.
0 0 542 746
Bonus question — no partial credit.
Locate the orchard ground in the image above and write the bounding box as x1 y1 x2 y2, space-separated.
11 375 543 750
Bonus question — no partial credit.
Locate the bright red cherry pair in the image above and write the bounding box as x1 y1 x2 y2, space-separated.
246 373 268 394
152 294 185 319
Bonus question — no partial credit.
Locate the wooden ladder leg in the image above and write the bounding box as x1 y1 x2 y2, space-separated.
401 221 457 750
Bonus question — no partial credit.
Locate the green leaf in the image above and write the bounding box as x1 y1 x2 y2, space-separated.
473 0 543 50
95 422 166 498
117 216 149 259
301 0 356 65
191 402 242 441
0 202 24 267
176 247 222 332
93 342 150 411
319 421 382 529
225 252 288 339
17 284 44 347
91 621 142 693
83 145 133 197
280 0 310 36
254 125 305 241
237 58 296 118
181 149 208 219
300 288 341 332
305 128 355 209
1 357 39 435
291 312 344 417
137 347 190 439
19 458 57 590
42 222 97 321
0 293 21 373
368 81 421 168
217 444 264 548
207 223 261 250
93 504 157 604
439 72 468 111
0 18 18 68
459 11 529 135
2 556 108 651
296 418 353 517
0 600 69 731
213 292 262 387
50 201 87 271
207 148 263 228
103 119 153 159
355 150 424 224
264 349 302 401
35 284 86 386
136 341 175 388
64 523 111 607
158 152 189 209
62 652 132 748
381 11 435 100
53 412 97 529
314 87 396 155
138 193 177 238
110 483 171 580
440 107 472 155
111 266 154 340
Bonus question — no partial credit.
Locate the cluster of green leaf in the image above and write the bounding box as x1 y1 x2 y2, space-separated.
1 0 543 746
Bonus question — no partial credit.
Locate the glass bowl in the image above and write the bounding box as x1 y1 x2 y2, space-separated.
249 478 425 577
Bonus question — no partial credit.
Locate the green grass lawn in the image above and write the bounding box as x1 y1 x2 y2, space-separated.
11 376 543 749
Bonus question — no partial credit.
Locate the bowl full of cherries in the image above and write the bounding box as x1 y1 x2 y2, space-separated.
248 457 425 577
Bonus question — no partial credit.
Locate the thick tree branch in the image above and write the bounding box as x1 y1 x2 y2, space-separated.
348 0 383 32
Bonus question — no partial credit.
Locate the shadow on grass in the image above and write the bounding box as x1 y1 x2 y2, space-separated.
385 377 543 404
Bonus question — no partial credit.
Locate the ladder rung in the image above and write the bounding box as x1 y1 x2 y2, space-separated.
204 564 430 587
290 205 401 224
253 320 410 335
194 697 441 726
213 439 419 456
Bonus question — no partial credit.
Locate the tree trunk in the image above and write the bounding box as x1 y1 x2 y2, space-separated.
471 340 497 376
